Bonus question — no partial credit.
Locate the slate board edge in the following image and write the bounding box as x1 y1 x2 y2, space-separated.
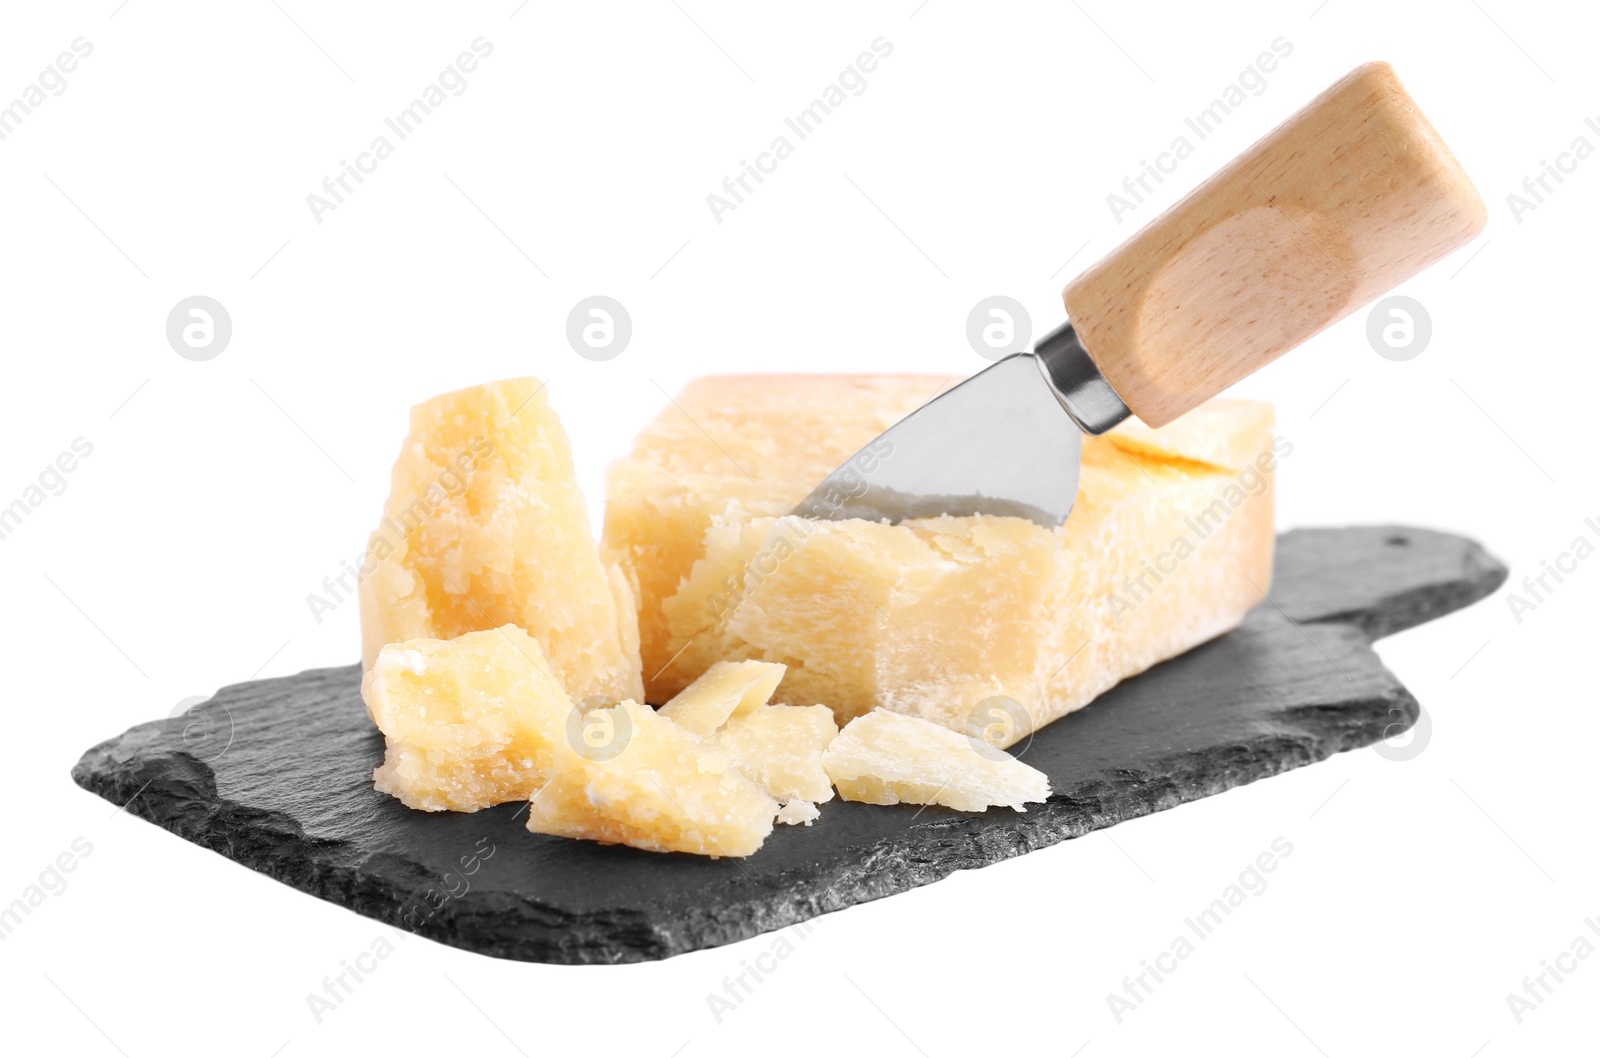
69 687 1418 965
1283 523 1511 640
69 526 1509 965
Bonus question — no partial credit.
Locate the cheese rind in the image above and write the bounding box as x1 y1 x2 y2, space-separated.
658 659 786 738
359 378 643 705
603 376 1277 742
822 709 1050 812
707 704 838 805
364 625 572 812
525 699 778 857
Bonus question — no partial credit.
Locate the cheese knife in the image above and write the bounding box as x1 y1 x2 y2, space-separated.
794 61 1487 527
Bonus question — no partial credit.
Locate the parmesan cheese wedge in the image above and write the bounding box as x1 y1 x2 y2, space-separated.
658 659 786 737
364 625 571 813
525 699 778 858
359 378 644 706
822 709 1049 812
603 375 1278 744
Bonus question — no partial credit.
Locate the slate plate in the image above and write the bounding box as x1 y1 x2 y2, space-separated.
72 525 1505 964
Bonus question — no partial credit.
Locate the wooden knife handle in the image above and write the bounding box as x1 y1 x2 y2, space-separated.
1061 61 1487 427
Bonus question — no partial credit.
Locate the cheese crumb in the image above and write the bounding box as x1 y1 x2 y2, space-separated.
776 799 820 826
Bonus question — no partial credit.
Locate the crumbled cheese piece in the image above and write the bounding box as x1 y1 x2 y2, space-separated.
822 709 1050 812
776 799 820 826
364 626 571 812
658 659 786 737
525 699 778 857
708 704 836 804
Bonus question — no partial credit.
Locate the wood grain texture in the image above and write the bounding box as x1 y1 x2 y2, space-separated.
1063 62 1487 426
71 526 1505 964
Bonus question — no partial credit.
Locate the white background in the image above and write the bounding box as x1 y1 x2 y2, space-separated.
1 1 1594 1054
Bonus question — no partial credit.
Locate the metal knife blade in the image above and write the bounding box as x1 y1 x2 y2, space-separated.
791 351 1085 528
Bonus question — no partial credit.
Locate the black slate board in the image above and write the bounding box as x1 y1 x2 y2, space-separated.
72 525 1506 964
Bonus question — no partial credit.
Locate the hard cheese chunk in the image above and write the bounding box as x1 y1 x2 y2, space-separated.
359 378 643 705
707 704 837 805
658 659 787 737
364 626 571 812
822 709 1049 812
604 374 943 699
603 375 1278 743
525 699 778 857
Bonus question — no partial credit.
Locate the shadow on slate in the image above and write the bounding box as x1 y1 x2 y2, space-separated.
73 525 1506 964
